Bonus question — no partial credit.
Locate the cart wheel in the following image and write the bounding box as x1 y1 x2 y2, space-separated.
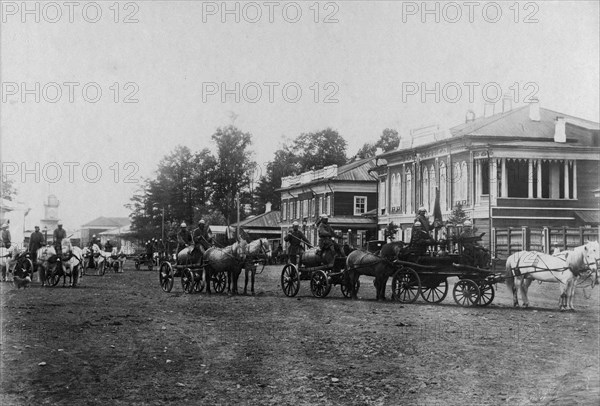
134 260 140 271
47 264 61 287
310 270 331 298
213 271 227 293
159 262 174 293
420 279 449 303
113 261 120 273
193 272 205 293
477 281 495 306
281 264 300 297
391 267 421 303
181 268 194 294
453 279 481 307
341 278 360 298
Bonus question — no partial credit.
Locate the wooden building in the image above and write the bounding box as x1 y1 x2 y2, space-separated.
278 158 378 249
373 101 599 253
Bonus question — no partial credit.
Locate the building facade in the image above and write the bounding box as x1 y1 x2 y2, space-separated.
374 102 599 252
278 159 378 249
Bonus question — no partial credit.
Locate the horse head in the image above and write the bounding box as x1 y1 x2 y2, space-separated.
37 246 57 262
261 238 272 258
235 238 248 262
582 241 600 287
61 238 73 254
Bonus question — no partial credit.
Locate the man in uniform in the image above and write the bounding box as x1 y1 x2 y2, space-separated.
415 207 431 232
53 223 67 254
284 221 311 265
317 214 344 265
193 220 213 251
1 223 11 248
104 239 114 254
29 226 45 264
177 222 193 255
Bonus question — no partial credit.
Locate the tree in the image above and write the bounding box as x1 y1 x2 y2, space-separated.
384 222 399 241
447 202 469 225
293 128 347 172
0 177 17 201
210 126 255 224
356 128 400 159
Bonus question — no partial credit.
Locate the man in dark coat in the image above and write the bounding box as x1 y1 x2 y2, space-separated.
29 226 45 263
193 220 213 251
415 207 431 232
1 223 11 248
104 239 114 253
317 215 344 263
177 222 193 254
284 221 310 265
53 223 67 254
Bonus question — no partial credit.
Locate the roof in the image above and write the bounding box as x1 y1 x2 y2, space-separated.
231 210 281 229
450 105 600 139
99 224 132 235
574 211 600 225
81 217 130 228
278 158 377 190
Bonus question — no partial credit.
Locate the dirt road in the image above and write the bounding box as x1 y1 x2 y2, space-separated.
1 264 598 405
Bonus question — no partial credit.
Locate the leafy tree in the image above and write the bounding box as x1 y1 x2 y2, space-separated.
210 126 255 224
0 177 17 201
447 202 469 225
384 222 399 241
293 128 347 172
356 128 400 158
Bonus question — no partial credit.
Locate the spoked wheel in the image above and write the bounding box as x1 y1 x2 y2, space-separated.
16 258 34 278
47 264 61 287
159 262 174 293
420 279 449 303
391 267 421 303
310 270 331 298
341 278 360 298
281 264 300 297
193 271 205 293
213 271 227 294
477 281 495 306
181 268 194 294
453 279 481 307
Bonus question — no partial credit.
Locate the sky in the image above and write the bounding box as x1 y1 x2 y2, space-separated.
1 0 599 235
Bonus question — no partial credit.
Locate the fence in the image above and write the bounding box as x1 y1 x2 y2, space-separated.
492 226 599 259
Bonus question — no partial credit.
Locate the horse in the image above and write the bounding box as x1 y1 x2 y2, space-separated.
345 241 406 300
89 244 107 274
203 238 247 295
0 245 22 281
59 239 83 287
243 238 272 295
36 245 57 286
505 241 599 311
110 247 127 272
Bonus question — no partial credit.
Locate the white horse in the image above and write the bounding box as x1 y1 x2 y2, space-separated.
87 244 108 274
0 245 24 281
108 247 127 273
505 241 599 311
243 238 272 295
60 239 83 287
36 245 57 286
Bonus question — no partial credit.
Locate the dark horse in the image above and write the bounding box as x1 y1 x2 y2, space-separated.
345 241 405 300
203 238 247 294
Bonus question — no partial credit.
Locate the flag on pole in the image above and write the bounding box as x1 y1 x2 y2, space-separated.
433 187 443 229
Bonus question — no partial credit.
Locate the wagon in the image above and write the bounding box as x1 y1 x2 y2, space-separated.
390 236 496 307
158 257 227 294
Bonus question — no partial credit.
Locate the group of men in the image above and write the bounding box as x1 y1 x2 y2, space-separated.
284 214 345 266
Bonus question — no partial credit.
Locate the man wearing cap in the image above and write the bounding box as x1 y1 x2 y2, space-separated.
29 226 45 264
53 223 67 254
89 234 102 250
284 221 310 265
193 220 213 251
1 223 11 248
415 207 431 233
177 222 193 255
104 239 114 254
318 214 344 264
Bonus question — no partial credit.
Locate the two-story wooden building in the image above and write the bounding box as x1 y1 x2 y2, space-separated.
374 101 599 252
278 158 378 249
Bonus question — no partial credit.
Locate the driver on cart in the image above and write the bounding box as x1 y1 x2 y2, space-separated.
177 222 193 262
317 214 345 266
284 221 310 266
192 219 213 262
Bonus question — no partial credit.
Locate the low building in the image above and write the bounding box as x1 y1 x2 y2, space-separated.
80 217 131 246
231 205 282 250
278 158 378 249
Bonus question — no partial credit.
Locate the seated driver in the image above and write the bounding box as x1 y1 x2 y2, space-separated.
317 214 345 265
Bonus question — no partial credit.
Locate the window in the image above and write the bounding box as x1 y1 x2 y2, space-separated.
322 194 331 215
354 196 367 215
282 201 287 220
439 162 447 211
379 180 386 214
302 199 309 218
405 168 412 214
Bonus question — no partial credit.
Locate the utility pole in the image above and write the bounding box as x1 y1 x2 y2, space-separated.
236 192 240 240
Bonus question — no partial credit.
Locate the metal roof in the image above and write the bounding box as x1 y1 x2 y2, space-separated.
574 211 600 225
231 210 281 229
81 217 131 228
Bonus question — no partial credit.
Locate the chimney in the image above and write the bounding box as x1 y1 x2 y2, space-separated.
465 109 476 123
554 117 566 143
501 94 512 113
265 202 272 213
483 103 495 118
529 98 540 121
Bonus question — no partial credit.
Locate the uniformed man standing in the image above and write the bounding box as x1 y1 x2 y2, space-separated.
29 226 45 264
284 221 311 265
415 207 431 232
1 223 11 248
53 223 67 254
193 219 213 251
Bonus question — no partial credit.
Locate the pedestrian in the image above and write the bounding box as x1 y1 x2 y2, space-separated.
284 221 310 265
29 225 45 264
